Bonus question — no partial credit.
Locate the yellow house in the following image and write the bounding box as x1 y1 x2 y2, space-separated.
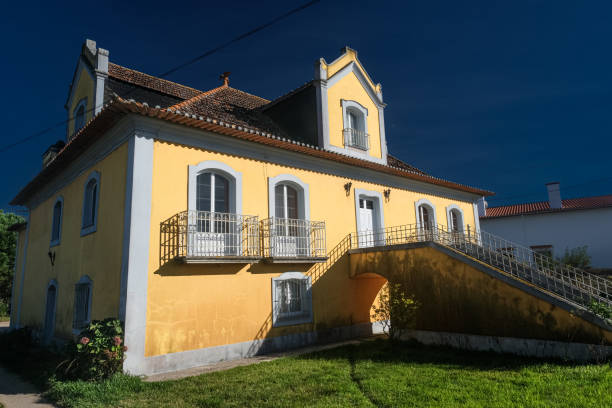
11 40 609 375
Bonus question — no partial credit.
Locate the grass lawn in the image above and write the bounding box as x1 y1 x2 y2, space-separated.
41 339 611 408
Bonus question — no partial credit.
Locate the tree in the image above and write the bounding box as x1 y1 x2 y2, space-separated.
557 246 591 270
0 210 25 312
371 283 420 339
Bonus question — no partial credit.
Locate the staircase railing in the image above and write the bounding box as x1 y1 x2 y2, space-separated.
349 224 611 311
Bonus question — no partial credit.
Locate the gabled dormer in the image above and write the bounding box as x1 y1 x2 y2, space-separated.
314 47 388 165
64 39 109 140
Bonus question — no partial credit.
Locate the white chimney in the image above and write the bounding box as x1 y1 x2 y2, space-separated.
476 197 488 217
546 182 562 209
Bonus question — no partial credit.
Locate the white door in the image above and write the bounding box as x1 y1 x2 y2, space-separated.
274 184 309 257
358 199 375 247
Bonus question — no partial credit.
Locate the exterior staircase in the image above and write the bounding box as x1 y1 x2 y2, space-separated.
348 224 611 314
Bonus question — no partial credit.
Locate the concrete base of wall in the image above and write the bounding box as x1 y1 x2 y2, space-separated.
400 329 612 362
137 321 385 376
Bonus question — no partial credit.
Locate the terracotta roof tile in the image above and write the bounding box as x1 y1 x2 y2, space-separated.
11 98 492 205
483 195 612 218
108 63 202 100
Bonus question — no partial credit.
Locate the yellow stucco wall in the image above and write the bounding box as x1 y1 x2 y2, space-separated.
67 67 95 137
19 143 128 337
145 141 476 356
327 71 383 159
349 246 612 345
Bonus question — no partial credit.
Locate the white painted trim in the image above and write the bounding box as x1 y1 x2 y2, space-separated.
72 275 93 334
80 171 101 236
188 160 243 215
14 214 30 329
354 188 385 234
137 321 385 376
445 204 465 232
49 196 64 247
415 198 438 229
472 202 482 236
267 174 310 220
123 133 154 375
271 272 313 327
119 134 137 321
44 279 58 340
341 99 369 151
315 79 329 149
378 106 389 164
327 62 384 107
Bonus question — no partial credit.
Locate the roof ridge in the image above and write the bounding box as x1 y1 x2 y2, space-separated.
108 63 203 99
167 84 228 111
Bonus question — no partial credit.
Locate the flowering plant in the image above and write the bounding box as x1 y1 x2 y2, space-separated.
57 318 126 381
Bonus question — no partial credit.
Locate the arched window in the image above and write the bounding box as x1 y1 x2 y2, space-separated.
342 100 369 150
81 172 100 236
73 98 87 134
196 171 230 232
446 205 465 234
73 276 93 332
415 199 437 233
50 197 63 246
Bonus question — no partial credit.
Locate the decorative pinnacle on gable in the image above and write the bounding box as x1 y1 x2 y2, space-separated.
219 71 231 86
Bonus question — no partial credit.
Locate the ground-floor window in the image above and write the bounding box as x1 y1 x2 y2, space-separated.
272 272 312 327
73 276 93 332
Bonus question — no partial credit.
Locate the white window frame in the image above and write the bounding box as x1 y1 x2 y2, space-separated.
354 188 385 247
80 171 100 236
73 98 88 134
43 279 58 340
72 275 93 334
445 204 465 232
267 174 310 220
188 160 242 214
272 272 313 327
415 198 437 230
50 196 64 247
341 99 369 151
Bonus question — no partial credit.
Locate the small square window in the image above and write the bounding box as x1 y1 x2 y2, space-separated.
272 273 312 327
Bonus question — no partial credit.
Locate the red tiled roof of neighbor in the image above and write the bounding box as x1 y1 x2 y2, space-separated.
483 195 612 218
108 63 202 100
10 97 492 205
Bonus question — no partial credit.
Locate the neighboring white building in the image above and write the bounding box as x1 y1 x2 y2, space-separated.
479 182 612 270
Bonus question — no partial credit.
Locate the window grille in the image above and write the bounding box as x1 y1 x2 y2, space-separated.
73 281 91 330
272 273 312 326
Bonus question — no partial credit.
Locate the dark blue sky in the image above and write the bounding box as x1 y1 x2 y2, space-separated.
2 0 611 213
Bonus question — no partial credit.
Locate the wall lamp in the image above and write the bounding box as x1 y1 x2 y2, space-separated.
343 182 352 196
383 189 391 200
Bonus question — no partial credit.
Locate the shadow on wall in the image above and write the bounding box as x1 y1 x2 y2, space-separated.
245 234 386 356
350 246 612 345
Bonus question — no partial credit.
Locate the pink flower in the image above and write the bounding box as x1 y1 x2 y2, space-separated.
113 336 122 346
80 337 90 345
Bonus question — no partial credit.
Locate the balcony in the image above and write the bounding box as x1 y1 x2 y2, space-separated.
261 217 327 263
343 128 369 150
160 210 261 265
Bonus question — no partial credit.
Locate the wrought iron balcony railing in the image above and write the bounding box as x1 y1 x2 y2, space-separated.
343 128 369 150
160 210 260 264
349 224 611 312
261 217 327 262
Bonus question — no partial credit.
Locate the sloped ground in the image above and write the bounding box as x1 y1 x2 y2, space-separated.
45 339 611 408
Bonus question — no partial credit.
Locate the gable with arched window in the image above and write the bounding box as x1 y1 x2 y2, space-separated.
50 196 63 246
81 171 100 236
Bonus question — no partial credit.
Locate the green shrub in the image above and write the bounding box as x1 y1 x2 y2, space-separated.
557 246 591 269
0 299 9 319
57 318 126 381
588 301 612 319
371 283 420 339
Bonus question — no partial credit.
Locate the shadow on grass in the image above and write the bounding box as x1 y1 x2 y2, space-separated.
295 338 589 372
